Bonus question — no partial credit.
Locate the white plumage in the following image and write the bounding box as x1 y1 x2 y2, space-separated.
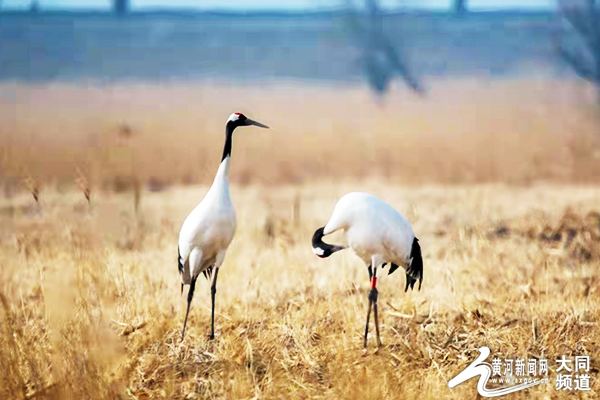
312 192 423 348
178 112 268 340
322 192 415 268
178 160 236 286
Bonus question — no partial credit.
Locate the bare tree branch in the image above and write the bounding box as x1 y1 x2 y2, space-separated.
561 5 599 54
342 0 424 99
454 0 467 15
380 39 423 93
558 0 600 83
558 46 597 80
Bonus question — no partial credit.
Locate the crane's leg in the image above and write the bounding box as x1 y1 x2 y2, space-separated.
363 296 373 348
369 265 382 348
372 284 382 348
363 265 373 348
181 275 197 340
209 266 220 340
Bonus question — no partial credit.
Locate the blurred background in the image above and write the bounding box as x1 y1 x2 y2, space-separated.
1 0 600 196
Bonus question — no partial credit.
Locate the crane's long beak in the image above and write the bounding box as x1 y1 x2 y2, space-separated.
246 119 269 129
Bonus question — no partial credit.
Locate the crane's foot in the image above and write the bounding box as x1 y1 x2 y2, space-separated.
209 333 216 340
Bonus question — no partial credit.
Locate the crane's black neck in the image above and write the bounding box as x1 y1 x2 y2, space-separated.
221 122 237 162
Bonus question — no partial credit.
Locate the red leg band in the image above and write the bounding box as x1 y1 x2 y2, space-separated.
371 276 377 289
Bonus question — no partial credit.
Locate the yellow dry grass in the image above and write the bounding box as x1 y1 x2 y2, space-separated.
1 77 600 194
0 180 599 399
1 78 600 399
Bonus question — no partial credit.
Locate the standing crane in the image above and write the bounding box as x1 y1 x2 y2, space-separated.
178 112 269 340
311 192 423 348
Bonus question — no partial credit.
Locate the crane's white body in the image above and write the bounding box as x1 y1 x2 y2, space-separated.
178 158 235 284
313 191 422 348
321 192 415 270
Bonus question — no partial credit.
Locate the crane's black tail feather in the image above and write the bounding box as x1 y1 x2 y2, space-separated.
312 227 346 258
178 247 184 274
202 265 214 281
405 237 423 292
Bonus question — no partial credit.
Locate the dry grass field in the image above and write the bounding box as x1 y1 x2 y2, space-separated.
1 182 599 399
1 79 600 399
1 78 600 191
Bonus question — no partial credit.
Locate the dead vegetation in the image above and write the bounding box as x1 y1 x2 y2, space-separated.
0 181 599 399
2 78 600 198
487 208 600 264
1 78 599 398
